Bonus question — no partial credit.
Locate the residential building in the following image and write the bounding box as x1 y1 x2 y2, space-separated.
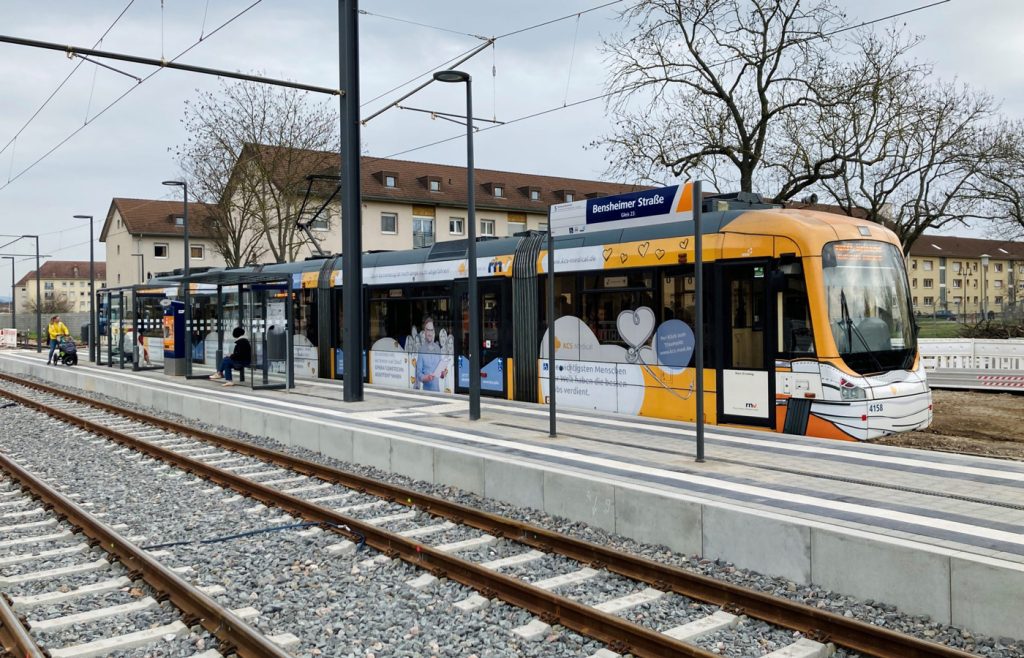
99 152 650 274
15 260 107 313
907 235 1024 318
99 198 224 288
232 146 651 258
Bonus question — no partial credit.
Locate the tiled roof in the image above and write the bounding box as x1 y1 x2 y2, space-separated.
908 234 1024 260
103 198 219 240
16 260 107 287
242 144 653 211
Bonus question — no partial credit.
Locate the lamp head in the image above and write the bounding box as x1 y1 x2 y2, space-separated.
980 254 990 266
73 214 93 220
162 180 185 188
433 70 470 84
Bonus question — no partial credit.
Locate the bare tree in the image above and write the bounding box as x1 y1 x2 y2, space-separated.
23 297 73 315
599 0 852 193
972 120 1024 241
816 77 1003 251
173 79 340 265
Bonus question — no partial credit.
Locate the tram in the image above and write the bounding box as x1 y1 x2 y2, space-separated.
191 185 931 441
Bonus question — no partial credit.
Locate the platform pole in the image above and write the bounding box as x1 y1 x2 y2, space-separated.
694 180 705 463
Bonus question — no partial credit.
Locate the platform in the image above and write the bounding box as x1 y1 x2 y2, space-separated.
1 349 1022 641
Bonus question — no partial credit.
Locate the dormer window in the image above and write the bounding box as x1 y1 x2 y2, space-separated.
558 189 576 203
565 192 574 203
385 175 397 188
429 179 441 192
530 189 541 201
493 185 504 198
174 215 184 226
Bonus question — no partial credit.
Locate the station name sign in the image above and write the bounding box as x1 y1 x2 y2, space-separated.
548 183 694 237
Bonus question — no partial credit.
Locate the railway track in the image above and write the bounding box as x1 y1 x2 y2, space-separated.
0 372 980 658
0 449 290 657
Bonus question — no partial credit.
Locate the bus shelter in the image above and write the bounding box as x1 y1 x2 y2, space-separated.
97 284 170 371
172 269 295 391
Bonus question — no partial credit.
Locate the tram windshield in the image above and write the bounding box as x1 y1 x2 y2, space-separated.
822 240 916 374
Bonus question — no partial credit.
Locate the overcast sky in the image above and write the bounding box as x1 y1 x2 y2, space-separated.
0 0 1022 286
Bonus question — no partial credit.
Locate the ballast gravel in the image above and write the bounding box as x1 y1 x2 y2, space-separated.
6 374 1024 657
0 399 605 657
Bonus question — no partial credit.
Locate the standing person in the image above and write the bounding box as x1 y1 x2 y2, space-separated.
415 316 447 392
46 315 70 365
209 327 251 387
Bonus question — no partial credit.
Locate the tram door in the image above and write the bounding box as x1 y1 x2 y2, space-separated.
453 280 510 397
718 262 774 427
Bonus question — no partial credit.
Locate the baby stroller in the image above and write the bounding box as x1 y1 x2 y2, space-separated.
56 337 78 366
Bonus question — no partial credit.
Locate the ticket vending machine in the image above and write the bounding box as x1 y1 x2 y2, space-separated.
163 299 186 376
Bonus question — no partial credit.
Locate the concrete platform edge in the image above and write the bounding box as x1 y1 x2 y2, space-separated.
3 355 1021 641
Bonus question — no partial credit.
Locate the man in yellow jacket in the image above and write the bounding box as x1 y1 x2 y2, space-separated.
47 315 70 365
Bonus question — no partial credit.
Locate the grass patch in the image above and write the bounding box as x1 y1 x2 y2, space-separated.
916 319 962 338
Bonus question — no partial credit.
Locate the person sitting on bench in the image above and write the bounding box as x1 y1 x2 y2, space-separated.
209 327 251 387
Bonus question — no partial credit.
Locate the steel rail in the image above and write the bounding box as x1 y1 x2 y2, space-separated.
0 374 978 658
0 593 45 658
0 450 290 658
0 381 713 658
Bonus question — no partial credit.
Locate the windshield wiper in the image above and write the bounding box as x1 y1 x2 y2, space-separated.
839 289 887 374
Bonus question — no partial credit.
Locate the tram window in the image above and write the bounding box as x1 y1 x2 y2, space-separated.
778 269 815 357
662 272 695 324
367 289 451 352
293 289 318 348
582 290 655 346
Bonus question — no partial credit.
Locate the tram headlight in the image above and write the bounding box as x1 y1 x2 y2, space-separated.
840 385 867 401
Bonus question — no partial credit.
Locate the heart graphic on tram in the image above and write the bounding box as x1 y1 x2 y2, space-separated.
603 248 613 261
638 241 650 257
617 307 656 350
619 252 628 263
655 248 666 260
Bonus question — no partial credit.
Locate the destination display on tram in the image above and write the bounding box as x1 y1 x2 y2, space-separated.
548 183 694 237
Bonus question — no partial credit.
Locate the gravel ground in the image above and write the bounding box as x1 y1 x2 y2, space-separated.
0 394 606 657
4 375 1024 657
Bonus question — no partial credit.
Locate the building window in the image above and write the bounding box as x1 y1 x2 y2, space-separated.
44 282 54 290
190 244 205 260
952 262 961 273
911 259 917 270
429 179 441 192
911 278 917 288
912 296 918 306
311 209 330 231
994 280 1003 288
507 221 526 236
413 216 434 249
923 278 933 288
381 212 398 234
565 192 574 203
154 243 169 258
539 222 548 231
995 263 1003 272
922 260 933 271
995 296 1004 305
530 190 541 201
493 185 504 198
449 217 464 235
923 296 934 306
952 279 961 288
953 296 962 305
480 219 495 237
385 175 397 188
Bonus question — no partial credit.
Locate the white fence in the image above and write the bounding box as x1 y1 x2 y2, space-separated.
920 338 1024 371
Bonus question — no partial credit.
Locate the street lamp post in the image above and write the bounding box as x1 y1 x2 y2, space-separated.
2 256 14 339
980 254 990 321
433 69 480 420
73 215 96 362
162 180 191 376
25 235 40 353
